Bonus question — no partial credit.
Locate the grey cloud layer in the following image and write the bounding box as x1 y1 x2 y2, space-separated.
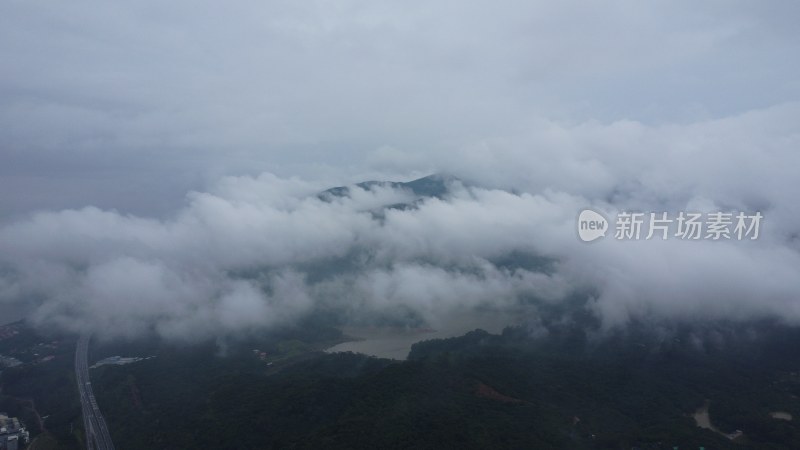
2 1 799 216
1 2 799 337
0 179 571 338
1 103 799 339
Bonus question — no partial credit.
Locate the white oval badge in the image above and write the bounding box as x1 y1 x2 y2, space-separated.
577 209 608 242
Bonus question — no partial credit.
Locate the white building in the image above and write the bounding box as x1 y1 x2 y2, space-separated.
0 413 29 450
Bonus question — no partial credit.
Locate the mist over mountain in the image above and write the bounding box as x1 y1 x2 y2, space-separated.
1 162 798 343
1 2 798 345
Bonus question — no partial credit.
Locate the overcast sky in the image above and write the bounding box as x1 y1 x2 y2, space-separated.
1 1 799 338
2 0 798 217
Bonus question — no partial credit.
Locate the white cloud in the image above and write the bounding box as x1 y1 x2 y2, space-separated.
0 1 798 338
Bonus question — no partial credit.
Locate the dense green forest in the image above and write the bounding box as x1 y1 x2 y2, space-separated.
90 319 800 449
0 324 83 449
4 317 800 449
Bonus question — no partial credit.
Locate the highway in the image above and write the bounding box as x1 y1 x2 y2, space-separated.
75 334 116 450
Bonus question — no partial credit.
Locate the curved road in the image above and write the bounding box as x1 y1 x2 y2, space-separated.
75 334 115 450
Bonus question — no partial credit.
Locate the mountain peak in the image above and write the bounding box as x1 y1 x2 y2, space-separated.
319 173 461 201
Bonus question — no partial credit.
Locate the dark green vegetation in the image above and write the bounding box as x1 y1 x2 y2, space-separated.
5 316 800 449
0 322 83 449
0 320 345 449
85 319 800 449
